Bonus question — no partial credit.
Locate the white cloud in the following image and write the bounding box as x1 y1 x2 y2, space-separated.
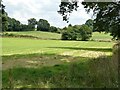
3 0 92 28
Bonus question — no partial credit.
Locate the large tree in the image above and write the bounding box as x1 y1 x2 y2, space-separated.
58 0 120 39
7 17 21 31
0 3 8 32
61 24 92 41
37 19 50 31
49 26 58 33
85 19 94 32
28 18 37 30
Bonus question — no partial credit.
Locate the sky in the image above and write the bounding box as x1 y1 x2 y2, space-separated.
3 0 93 28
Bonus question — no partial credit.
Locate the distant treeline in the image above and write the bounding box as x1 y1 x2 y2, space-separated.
4 17 61 33
1 4 95 41
3 16 94 41
2 5 94 41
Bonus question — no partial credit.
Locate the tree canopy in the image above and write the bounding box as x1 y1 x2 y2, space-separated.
37 19 50 31
61 23 92 41
1 3 8 32
58 0 79 23
28 18 37 30
85 19 94 31
58 0 120 39
7 17 21 31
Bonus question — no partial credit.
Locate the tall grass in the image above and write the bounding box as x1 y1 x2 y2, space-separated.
2 55 118 88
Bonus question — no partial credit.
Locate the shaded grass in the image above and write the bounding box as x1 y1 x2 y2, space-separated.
2 53 89 70
2 55 118 88
48 47 112 52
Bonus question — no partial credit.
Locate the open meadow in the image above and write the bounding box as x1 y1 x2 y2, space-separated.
2 0 119 88
4 31 61 40
2 32 118 88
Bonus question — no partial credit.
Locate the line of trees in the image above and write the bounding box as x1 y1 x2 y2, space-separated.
2 16 59 33
1 3 94 41
4 17 37 32
1 4 59 33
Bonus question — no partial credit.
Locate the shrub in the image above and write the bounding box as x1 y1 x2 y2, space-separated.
61 24 92 41
61 31 69 40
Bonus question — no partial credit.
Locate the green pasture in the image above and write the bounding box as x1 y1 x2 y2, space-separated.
7 31 61 40
2 37 113 56
2 37 113 70
91 32 112 41
6 31 112 41
2 33 117 88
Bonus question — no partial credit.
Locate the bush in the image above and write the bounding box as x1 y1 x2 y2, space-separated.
79 24 92 41
61 24 92 41
49 26 58 33
61 31 69 40
3 33 15 37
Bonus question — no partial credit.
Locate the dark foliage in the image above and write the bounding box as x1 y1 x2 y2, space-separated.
1 3 8 32
61 24 92 41
58 0 120 39
37 19 50 31
58 0 79 23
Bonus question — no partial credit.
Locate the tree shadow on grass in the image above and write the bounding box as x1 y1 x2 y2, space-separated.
47 47 112 52
2 53 92 88
2 54 117 88
2 53 90 70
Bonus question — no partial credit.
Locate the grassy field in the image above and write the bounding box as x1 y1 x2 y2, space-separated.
5 31 112 41
2 32 118 88
91 32 112 41
2 37 113 56
6 31 61 40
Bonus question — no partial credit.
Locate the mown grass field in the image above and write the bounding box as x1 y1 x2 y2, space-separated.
6 31 61 40
2 37 113 56
2 32 118 88
5 31 112 41
91 32 112 41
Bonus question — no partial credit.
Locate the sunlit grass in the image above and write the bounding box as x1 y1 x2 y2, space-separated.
2 33 117 88
6 31 61 40
91 32 112 41
2 37 113 56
